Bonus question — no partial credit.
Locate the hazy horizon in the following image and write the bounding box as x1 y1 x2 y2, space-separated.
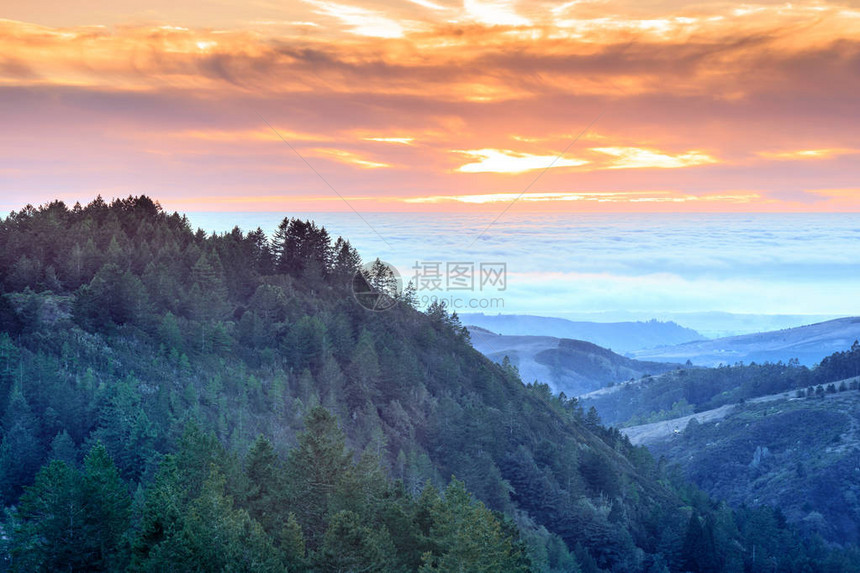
185 210 860 337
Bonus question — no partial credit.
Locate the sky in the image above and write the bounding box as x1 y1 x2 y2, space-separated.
2 0 860 213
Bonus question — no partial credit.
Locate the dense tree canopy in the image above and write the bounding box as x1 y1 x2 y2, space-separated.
0 196 858 572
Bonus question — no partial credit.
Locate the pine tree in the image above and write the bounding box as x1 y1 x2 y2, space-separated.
130 456 188 570
681 513 719 573
10 461 84 571
273 218 332 277
189 251 229 323
48 429 78 466
157 312 184 353
181 468 284 572
280 512 309 572
286 407 352 548
0 390 44 503
347 330 382 410
242 435 283 534
401 280 419 309
419 479 528 573
365 258 398 297
92 375 157 481
314 510 396 573
11 444 132 571
247 227 275 275
317 350 347 410
331 237 361 282
80 443 133 570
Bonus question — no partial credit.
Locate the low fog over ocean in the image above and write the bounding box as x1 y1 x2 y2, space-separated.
188 211 859 337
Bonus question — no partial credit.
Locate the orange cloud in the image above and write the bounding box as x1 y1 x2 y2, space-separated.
1 0 859 212
591 147 718 169
168 128 334 143
757 148 859 160
805 188 860 210
404 190 760 205
309 148 392 169
362 137 415 144
464 0 532 27
454 149 589 173
302 0 406 38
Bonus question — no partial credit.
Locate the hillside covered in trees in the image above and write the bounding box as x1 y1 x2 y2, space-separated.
647 389 860 546
576 324 860 546
582 350 860 429
1 196 859 572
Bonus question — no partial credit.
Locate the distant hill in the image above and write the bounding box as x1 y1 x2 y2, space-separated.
469 328 681 396
631 317 860 366
581 341 860 427
584 342 860 545
461 313 705 353
638 388 860 545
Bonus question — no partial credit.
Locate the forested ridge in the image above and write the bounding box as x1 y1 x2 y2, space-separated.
1 196 858 572
584 352 860 428
587 346 860 546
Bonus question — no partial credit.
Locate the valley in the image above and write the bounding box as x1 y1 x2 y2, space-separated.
470 314 860 547
468 327 681 395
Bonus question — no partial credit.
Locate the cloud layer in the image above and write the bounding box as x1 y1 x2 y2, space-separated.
1 1 859 212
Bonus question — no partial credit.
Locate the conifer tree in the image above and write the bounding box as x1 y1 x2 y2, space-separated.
419 479 528 573
242 435 283 535
0 390 43 503
314 510 396 573
280 512 309 572
286 407 352 548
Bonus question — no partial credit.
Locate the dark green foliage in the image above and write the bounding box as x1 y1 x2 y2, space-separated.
9 461 85 571
133 465 284 572
126 408 528 572
9 443 131 572
650 395 860 547
91 375 159 481
242 435 282 534
272 217 332 278
73 263 150 331
583 351 860 428
680 513 719 573
285 406 353 547
0 390 43 503
314 510 396 573
170 468 283 572
280 512 309 572
418 479 528 573
1 196 858 572
48 429 78 465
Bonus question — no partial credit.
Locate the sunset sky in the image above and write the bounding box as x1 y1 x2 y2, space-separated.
2 0 859 213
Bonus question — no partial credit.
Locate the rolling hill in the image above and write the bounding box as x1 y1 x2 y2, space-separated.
469 327 682 396
636 387 860 545
461 313 704 353
631 317 860 367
